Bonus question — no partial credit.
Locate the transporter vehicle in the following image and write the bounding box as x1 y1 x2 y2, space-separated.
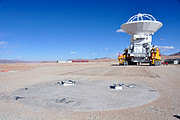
118 13 163 66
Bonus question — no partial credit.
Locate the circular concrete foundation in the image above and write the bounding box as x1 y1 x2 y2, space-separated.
11 80 158 111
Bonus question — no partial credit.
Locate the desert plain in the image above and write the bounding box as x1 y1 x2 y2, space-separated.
0 62 180 120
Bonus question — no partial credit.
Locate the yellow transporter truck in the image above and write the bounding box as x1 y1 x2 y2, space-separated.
118 46 161 66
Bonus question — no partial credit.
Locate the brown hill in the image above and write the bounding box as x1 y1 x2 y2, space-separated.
161 55 180 61
169 52 180 56
0 59 40 63
0 59 26 63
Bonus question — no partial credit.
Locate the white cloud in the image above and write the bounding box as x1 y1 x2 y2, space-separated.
0 41 6 45
155 46 175 49
91 53 97 54
100 48 109 50
113 53 122 57
155 46 175 51
17 56 21 59
70 52 76 54
160 38 165 40
113 53 119 56
116 29 125 33
113 54 117 57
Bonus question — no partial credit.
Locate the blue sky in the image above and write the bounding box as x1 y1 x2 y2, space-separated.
0 0 180 61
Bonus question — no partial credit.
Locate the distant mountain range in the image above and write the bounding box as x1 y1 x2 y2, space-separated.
0 52 180 63
169 51 180 56
67 57 111 61
0 59 39 63
94 57 111 60
161 52 180 60
0 59 25 63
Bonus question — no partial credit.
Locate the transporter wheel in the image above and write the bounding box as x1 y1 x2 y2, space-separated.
149 62 155 66
123 61 128 66
154 61 161 66
128 60 134 65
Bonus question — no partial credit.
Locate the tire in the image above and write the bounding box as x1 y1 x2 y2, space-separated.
154 61 160 66
123 61 128 66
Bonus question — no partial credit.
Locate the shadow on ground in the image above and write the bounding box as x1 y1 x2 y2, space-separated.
111 64 152 66
173 115 180 119
111 64 120 66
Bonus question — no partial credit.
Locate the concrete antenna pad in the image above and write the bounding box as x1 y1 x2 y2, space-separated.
11 80 158 111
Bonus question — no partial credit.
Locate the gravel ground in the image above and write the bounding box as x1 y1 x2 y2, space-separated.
0 62 180 120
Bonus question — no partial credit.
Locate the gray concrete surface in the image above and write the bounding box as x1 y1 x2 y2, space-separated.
11 80 158 111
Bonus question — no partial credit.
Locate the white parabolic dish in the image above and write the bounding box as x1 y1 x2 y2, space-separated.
121 13 163 36
121 21 162 36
